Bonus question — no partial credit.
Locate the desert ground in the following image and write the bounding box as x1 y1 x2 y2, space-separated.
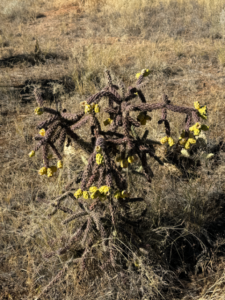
1 0 225 299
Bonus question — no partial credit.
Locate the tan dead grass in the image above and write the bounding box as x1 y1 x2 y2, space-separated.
1 0 225 299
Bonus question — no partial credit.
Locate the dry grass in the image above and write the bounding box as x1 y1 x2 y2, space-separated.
1 0 225 299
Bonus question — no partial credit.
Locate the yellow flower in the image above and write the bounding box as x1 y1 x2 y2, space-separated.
47 168 53 177
96 153 104 165
194 101 200 110
121 159 128 168
29 150 35 158
74 189 83 199
168 137 175 147
83 191 89 199
84 104 92 114
38 167 47 175
103 118 113 126
134 92 138 95
160 136 168 145
99 186 111 195
34 107 44 115
39 129 45 136
57 160 63 169
127 156 135 164
50 166 57 173
94 104 100 113
89 186 98 193
198 105 207 120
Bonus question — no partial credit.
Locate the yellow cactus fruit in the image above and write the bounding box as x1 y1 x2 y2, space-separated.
194 129 200 136
179 138 187 146
198 105 207 120
194 101 200 110
121 159 128 168
140 119 147 125
74 189 83 199
114 190 122 199
96 153 104 165
94 104 100 113
189 122 201 136
90 190 100 199
103 118 112 126
141 69 151 77
47 168 53 177
137 112 146 122
179 130 185 139
84 104 92 114
160 136 168 145
29 150 35 158
184 141 191 150
181 149 190 157
50 166 57 173
116 155 122 162
135 72 141 79
38 167 47 175
206 153 214 159
99 185 111 195
168 137 175 147
145 115 152 121
57 160 63 169
133 154 139 162
189 132 195 139
34 107 44 115
80 101 87 107
135 69 151 79
121 190 130 198
189 122 201 131
201 124 209 131
95 146 102 153
83 191 89 199
89 186 98 193
127 156 135 164
188 138 196 145
39 128 46 136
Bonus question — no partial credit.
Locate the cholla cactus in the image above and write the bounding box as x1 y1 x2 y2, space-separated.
30 69 209 298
